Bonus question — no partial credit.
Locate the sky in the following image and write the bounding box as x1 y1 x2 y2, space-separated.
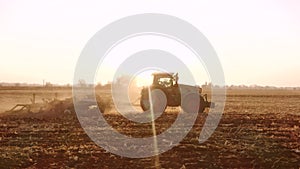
0 0 300 87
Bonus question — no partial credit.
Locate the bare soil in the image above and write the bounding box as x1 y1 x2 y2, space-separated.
0 89 299 168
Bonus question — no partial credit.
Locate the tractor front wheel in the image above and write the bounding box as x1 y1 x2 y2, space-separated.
140 89 167 113
199 95 206 113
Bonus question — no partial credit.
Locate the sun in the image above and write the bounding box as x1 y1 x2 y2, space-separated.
134 70 156 87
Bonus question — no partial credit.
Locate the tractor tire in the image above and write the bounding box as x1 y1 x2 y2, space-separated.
140 98 150 111
140 89 167 112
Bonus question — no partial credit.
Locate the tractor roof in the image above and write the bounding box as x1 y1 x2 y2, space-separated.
152 72 175 77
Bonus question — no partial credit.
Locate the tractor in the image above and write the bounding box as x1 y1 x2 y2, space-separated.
140 72 213 113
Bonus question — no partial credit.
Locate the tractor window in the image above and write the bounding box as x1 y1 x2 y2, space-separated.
158 77 173 87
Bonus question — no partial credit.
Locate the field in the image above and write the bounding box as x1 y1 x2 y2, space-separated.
0 87 299 168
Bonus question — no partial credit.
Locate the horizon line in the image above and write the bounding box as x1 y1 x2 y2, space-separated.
0 81 299 89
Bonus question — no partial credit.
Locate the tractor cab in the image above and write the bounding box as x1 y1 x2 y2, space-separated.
150 72 181 106
152 72 178 88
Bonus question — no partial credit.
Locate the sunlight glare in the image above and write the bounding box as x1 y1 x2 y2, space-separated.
134 70 157 87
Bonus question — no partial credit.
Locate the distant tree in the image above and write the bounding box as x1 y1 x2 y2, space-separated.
114 75 131 87
78 79 87 87
45 82 53 87
113 75 139 90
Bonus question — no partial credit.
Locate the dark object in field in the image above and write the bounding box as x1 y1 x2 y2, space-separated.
9 104 31 112
140 72 213 113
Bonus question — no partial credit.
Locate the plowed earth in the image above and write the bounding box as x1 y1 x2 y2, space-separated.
0 89 299 168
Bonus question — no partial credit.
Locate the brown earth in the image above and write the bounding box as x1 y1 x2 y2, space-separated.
0 89 299 168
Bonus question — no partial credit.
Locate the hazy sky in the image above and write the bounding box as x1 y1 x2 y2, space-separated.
0 0 299 87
